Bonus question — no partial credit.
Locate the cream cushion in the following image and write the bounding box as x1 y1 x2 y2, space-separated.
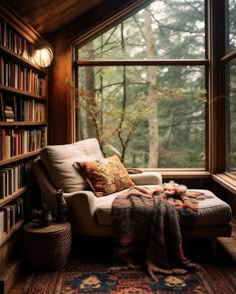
40 138 104 193
95 188 232 228
179 189 232 227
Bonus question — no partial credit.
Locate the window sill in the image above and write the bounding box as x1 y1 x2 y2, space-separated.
212 174 236 194
141 168 211 179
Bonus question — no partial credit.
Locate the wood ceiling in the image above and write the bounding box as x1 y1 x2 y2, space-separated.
8 0 104 35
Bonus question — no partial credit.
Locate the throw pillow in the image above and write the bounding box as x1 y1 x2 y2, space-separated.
76 155 134 197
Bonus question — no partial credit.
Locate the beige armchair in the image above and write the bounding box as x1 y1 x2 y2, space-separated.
33 138 162 237
33 138 232 240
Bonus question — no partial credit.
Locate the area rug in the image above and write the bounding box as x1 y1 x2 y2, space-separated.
24 254 236 294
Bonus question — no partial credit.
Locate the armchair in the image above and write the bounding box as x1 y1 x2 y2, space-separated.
33 138 162 237
33 138 232 240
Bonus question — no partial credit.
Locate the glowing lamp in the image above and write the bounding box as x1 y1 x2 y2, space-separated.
33 47 53 67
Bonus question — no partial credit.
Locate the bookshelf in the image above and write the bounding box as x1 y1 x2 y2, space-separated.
0 3 50 293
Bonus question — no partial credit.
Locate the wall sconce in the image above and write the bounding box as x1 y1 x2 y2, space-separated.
33 46 53 67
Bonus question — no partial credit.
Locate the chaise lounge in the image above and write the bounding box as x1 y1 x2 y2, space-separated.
33 138 232 240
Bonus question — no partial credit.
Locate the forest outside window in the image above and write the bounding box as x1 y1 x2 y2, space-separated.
75 0 207 169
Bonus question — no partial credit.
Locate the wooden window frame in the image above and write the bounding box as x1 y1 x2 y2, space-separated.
71 0 236 192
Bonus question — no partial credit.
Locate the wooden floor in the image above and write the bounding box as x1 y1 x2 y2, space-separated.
8 219 236 294
218 218 236 263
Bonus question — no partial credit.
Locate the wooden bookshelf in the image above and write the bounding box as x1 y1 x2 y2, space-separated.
0 121 47 127
0 219 24 248
0 44 46 73
0 3 50 293
0 84 46 99
0 150 41 166
0 186 27 206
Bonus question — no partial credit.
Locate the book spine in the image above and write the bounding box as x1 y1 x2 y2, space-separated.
0 210 5 239
0 206 10 234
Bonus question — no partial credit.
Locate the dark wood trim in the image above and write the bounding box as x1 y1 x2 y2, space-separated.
76 59 208 66
207 0 226 174
47 0 153 44
221 51 236 63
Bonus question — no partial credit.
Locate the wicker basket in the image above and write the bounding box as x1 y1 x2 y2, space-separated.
23 222 72 271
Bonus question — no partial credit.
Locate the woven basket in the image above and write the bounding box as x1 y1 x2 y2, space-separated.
23 222 72 271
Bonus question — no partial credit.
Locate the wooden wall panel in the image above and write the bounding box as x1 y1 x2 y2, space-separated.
49 33 72 144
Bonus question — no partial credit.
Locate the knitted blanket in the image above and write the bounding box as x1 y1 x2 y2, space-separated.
111 186 201 280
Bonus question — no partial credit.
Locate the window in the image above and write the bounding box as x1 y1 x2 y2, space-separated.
224 0 236 177
227 0 236 53
75 0 207 168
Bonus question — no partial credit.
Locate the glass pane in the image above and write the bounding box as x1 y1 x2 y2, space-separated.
78 0 205 60
227 62 236 175
76 65 205 168
227 0 236 53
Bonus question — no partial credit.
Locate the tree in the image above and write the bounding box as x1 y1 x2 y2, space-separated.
144 8 159 167
76 0 206 168
68 78 154 162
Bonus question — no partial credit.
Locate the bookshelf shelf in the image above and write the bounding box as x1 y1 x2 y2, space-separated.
0 3 50 290
0 121 47 126
0 219 24 248
0 186 27 207
0 149 41 166
0 85 47 100
0 45 46 74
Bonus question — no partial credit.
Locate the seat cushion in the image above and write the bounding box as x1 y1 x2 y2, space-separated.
40 138 104 193
95 185 159 226
179 189 232 228
95 188 232 228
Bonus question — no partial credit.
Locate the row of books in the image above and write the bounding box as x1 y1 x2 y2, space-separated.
0 19 35 63
0 198 24 239
4 105 14 121
0 93 46 122
0 162 26 198
0 127 47 160
0 56 45 96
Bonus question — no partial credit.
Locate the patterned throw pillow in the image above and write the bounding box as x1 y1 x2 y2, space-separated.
76 155 134 197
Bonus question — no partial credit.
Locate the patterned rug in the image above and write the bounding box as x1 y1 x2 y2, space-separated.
24 243 236 294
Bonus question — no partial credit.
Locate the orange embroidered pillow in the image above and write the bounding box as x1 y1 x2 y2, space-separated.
76 155 134 197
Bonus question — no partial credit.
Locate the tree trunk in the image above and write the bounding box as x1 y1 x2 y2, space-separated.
85 42 97 138
144 9 158 167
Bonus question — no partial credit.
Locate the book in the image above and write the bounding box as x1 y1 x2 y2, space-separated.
9 205 16 228
0 169 8 197
11 198 23 222
0 92 4 121
3 129 11 159
1 206 11 234
3 95 17 121
0 129 6 160
3 167 14 195
0 210 5 239
0 170 5 198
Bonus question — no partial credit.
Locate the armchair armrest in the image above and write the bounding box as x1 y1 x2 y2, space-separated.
63 190 108 236
130 171 162 186
63 190 98 216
